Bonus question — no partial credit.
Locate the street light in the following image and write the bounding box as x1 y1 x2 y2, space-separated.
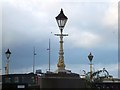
88 52 93 81
5 49 11 75
56 9 68 33
55 9 68 71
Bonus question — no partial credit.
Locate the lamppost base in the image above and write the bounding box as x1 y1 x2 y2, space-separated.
55 68 71 74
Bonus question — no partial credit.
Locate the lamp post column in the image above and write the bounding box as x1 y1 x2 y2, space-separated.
57 29 65 70
90 62 92 81
6 59 9 75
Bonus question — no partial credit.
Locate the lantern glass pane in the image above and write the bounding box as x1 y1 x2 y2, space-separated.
57 19 67 30
6 54 10 59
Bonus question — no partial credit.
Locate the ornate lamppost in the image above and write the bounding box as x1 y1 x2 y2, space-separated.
55 9 68 71
88 52 93 81
5 49 11 75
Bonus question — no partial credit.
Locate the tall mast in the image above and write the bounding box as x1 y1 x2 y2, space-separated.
47 39 51 72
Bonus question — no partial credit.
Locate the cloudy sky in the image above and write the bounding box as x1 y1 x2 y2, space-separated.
1 0 119 77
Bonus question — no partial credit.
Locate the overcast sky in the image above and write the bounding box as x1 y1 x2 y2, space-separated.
1 0 119 77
